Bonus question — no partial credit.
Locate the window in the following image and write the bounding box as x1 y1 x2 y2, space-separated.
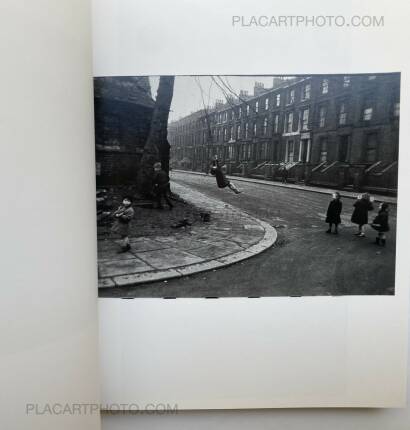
368 75 376 80
236 124 241 139
339 103 347 125
263 143 268 159
253 122 257 136
255 101 259 112
238 108 242 119
301 108 309 130
217 129 220 141
363 107 373 121
247 144 252 159
223 128 228 141
229 126 233 140
343 76 350 88
241 144 245 159
245 122 249 139
286 112 294 133
288 89 295 104
303 83 311 100
246 105 250 116
320 138 328 162
276 94 281 106
223 112 227 122
96 162 101 176
321 79 329 94
263 117 268 135
228 145 235 159
319 106 326 127
394 102 400 117
274 115 279 133
265 98 269 110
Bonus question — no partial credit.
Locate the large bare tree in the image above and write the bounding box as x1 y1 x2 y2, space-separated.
138 76 175 194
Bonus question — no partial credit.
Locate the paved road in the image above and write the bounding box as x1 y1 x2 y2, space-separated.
100 171 396 298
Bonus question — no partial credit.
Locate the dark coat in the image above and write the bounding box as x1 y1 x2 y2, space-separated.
371 210 390 232
153 170 170 191
211 161 229 188
351 198 373 225
326 199 342 225
111 205 134 236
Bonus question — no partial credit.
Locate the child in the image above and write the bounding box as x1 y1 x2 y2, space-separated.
153 162 173 210
325 192 342 234
371 202 390 246
210 156 241 194
351 193 374 237
111 196 134 252
281 166 289 184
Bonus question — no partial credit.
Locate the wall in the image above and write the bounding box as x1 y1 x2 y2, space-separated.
94 82 154 185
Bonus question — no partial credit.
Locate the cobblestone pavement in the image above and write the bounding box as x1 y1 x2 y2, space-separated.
98 182 277 288
100 170 396 298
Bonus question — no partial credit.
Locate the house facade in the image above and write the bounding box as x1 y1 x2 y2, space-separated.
169 74 400 194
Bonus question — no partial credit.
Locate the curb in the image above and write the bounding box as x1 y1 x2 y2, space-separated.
172 169 397 205
99 215 277 289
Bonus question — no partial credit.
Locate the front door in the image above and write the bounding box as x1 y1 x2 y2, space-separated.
338 135 349 162
300 139 309 162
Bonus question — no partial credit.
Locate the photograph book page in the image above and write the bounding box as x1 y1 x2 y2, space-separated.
92 0 409 410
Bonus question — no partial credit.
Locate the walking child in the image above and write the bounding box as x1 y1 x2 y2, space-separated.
281 166 289 184
371 202 390 246
210 156 241 194
325 192 342 234
351 193 374 237
111 196 134 252
153 162 173 210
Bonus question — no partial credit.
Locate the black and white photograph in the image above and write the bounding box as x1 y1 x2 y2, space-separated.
5 0 410 426
95 74 400 298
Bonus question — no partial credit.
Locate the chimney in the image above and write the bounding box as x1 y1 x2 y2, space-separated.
239 90 249 99
215 99 224 109
253 81 266 96
272 77 285 88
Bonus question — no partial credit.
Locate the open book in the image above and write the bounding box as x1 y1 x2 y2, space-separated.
2 1 410 429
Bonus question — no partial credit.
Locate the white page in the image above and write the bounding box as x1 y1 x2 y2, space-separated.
93 0 409 409
0 1 101 429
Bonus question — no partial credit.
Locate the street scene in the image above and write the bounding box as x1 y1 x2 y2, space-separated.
95 74 399 297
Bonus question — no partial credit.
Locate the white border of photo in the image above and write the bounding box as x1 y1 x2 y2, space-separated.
93 0 409 409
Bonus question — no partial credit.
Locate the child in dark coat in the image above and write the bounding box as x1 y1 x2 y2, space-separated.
111 196 134 252
210 156 241 194
153 162 173 209
351 193 374 237
325 192 342 234
281 166 289 184
371 202 390 246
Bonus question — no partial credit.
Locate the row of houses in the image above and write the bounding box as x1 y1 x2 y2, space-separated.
168 74 400 195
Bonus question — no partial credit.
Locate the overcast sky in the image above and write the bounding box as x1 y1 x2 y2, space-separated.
149 76 291 122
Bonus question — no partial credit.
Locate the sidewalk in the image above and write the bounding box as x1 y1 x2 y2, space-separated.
172 169 398 204
98 182 277 288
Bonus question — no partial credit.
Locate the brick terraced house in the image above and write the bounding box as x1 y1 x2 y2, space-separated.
169 74 400 195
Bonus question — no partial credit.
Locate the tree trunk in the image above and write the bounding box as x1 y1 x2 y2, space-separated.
138 76 175 194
